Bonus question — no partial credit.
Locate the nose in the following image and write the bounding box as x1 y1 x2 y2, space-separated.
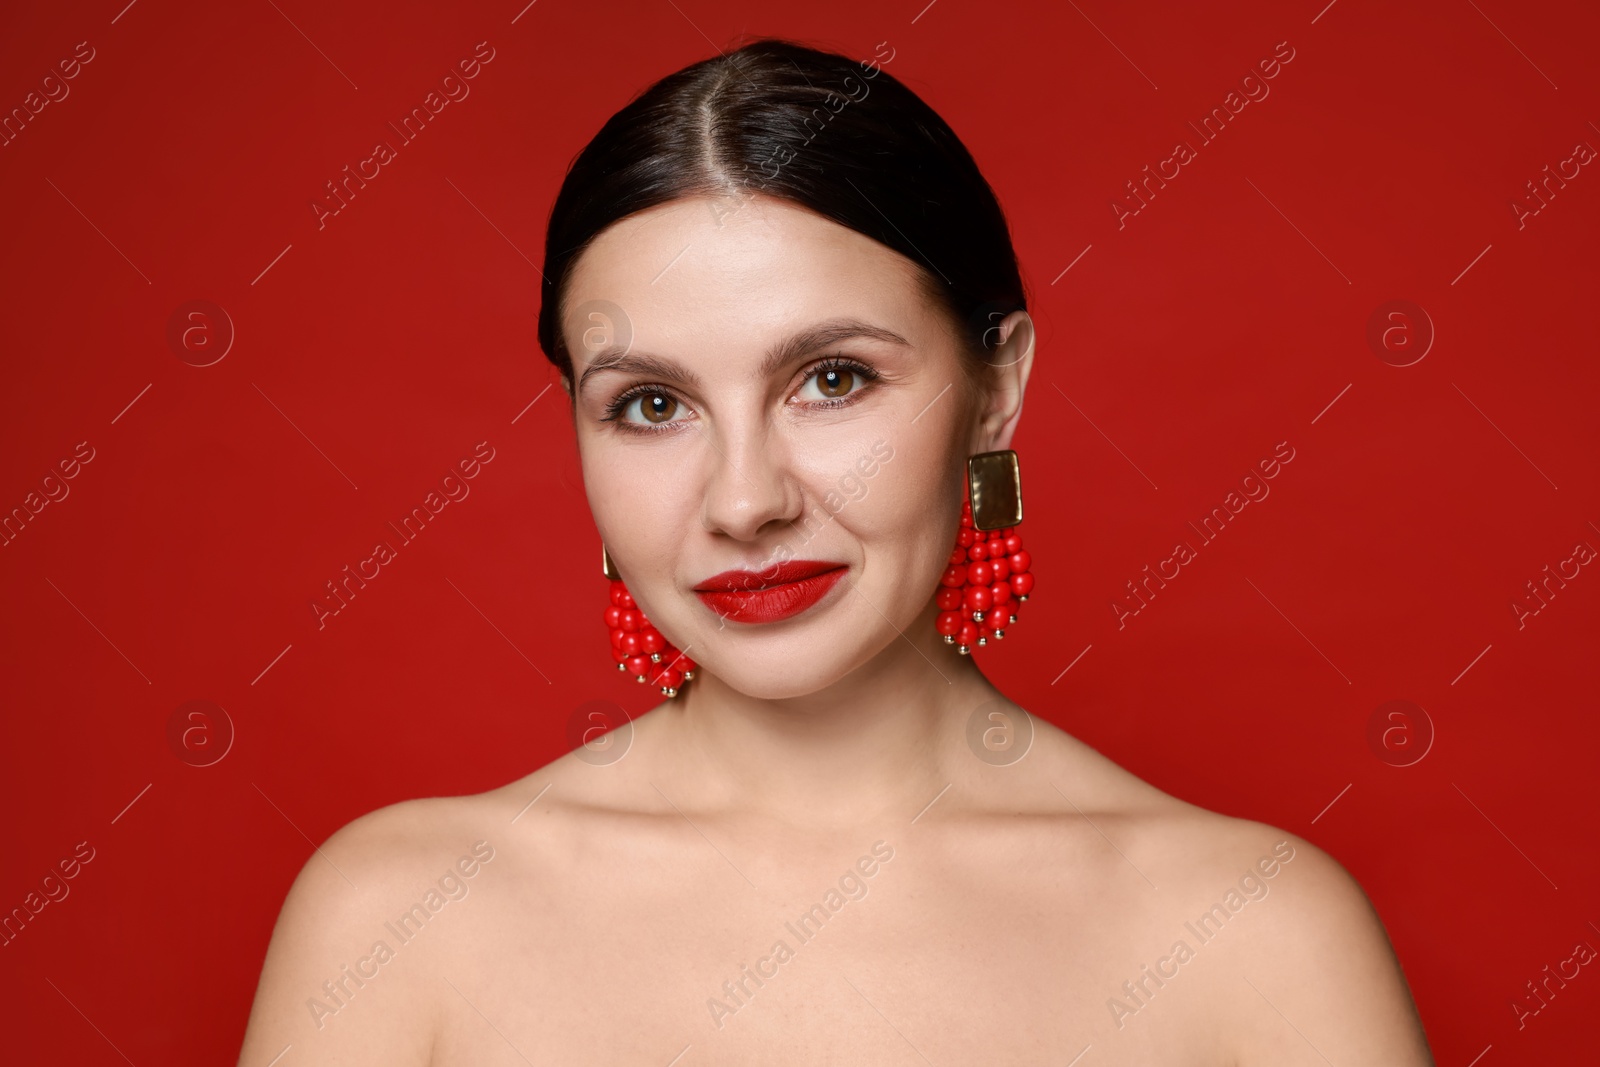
696 417 802 543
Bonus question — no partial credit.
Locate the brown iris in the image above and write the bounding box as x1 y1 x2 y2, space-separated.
817 366 854 398
640 393 677 423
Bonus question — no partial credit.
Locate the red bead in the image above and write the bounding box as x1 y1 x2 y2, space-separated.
612 645 629 662
940 565 966 588
949 547 968 566
625 654 651 678
956 621 979 647
608 627 625 649
967 561 993 586
1009 549 1031 574
1004 534 1023 554
967 539 989 561
936 611 963 636
957 528 975 547
989 529 1006 542
989 554 1010 581
1010 572 1035 596
990 581 1012 605
614 586 636 609
604 606 622 628
640 629 664 654
659 668 684 690
936 587 963 611
964 585 992 613
620 632 641 656
620 609 641 632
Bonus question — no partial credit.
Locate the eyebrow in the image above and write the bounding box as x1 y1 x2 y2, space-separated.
575 317 912 397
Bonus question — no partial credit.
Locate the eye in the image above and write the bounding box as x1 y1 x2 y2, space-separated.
605 388 690 429
600 355 878 435
794 357 877 406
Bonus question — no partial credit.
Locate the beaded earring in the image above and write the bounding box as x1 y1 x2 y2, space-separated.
602 545 697 698
935 449 1034 654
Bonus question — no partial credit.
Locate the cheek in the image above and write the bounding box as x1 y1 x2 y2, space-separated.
847 447 961 588
583 449 690 567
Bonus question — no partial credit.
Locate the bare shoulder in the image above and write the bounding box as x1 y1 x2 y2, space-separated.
236 788 527 1066
1026 720 1433 1064
1178 817 1436 1065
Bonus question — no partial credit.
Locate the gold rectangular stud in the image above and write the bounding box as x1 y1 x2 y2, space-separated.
968 449 1022 532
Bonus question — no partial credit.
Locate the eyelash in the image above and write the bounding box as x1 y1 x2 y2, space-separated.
600 356 880 434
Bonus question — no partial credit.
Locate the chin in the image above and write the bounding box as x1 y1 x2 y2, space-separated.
710 666 849 701
681 625 857 698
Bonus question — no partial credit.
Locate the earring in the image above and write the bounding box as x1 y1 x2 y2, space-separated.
936 449 1035 655
602 544 697 698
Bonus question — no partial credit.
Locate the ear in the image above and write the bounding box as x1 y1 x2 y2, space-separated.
969 310 1035 455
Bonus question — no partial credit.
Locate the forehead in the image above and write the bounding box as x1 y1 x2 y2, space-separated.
562 195 936 364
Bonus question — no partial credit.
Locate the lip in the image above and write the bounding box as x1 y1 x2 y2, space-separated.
693 560 849 624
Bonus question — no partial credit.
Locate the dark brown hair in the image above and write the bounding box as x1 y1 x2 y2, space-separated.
536 36 1027 395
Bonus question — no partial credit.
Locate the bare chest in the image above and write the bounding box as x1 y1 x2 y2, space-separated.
425 835 1233 1065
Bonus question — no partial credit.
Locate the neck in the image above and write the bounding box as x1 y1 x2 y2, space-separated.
657 604 1004 831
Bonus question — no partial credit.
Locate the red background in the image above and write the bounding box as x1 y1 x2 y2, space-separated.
2 0 1596 1062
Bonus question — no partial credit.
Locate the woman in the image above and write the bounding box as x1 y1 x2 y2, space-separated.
239 37 1434 1065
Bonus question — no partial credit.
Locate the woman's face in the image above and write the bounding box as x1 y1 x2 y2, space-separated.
561 193 1002 700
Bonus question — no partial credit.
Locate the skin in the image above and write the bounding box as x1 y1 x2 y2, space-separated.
237 194 1435 1065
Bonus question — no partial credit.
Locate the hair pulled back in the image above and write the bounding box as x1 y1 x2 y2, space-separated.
536 36 1027 391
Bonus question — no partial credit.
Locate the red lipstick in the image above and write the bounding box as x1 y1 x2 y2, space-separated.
693 559 849 623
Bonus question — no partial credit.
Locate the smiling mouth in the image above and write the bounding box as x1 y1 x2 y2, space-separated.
692 563 849 624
